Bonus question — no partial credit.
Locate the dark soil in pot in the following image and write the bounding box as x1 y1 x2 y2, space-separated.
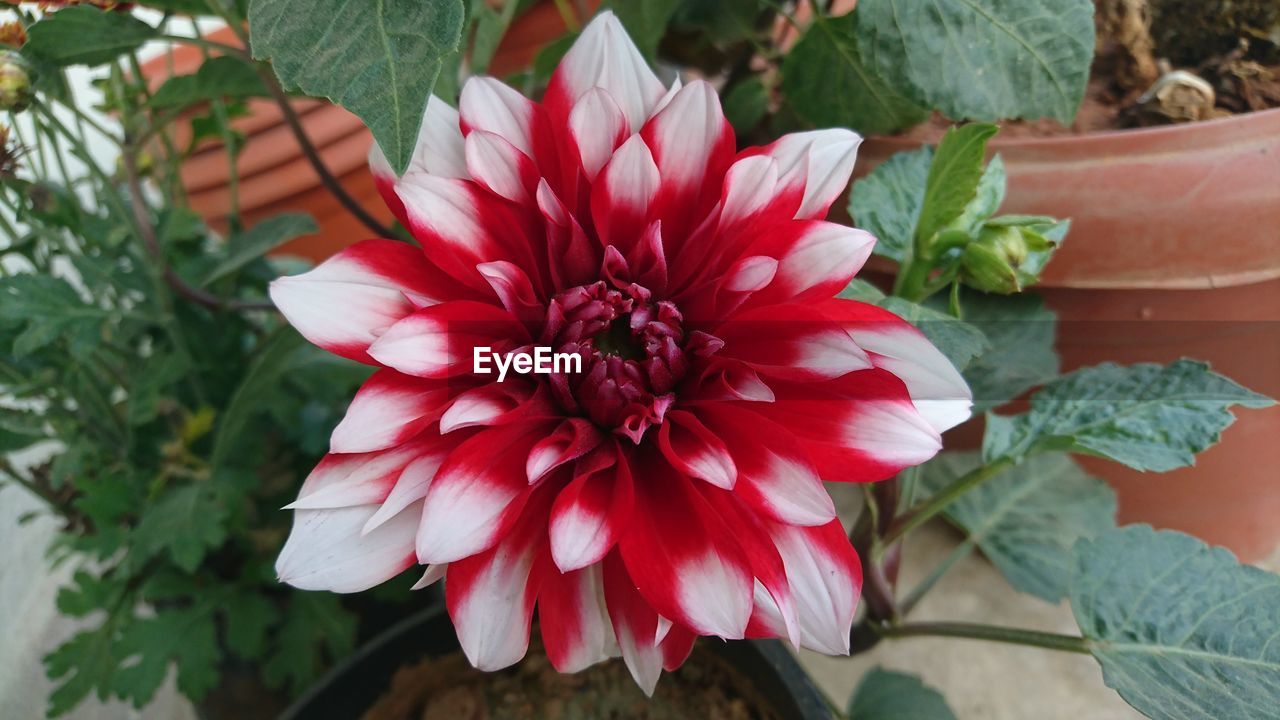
281 605 831 720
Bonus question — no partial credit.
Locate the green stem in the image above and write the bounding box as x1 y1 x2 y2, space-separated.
882 455 1015 546
551 0 581 32
876 621 1093 654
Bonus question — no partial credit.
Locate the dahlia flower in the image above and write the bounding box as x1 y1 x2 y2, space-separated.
271 11 970 692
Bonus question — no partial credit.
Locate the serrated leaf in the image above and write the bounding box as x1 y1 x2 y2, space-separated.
44 622 121 717
848 146 933 263
960 290 1059 412
916 123 999 248
848 667 956 719
148 55 268 109
248 0 466 175
113 606 221 704
920 452 1115 601
23 6 159 67
723 76 768 134
263 592 357 693
1072 525 1280 720
983 359 1274 471
200 212 317 286
854 0 1095 124
782 13 928 136
132 484 227 572
0 275 108 357
221 592 279 660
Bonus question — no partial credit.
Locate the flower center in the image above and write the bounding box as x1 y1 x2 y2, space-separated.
540 280 719 442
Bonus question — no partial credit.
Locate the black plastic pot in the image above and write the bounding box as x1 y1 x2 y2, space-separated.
280 604 832 719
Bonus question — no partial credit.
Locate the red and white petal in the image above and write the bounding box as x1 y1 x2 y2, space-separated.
445 489 552 671
537 179 599 288
285 444 422 511
476 261 543 320
269 240 444 364
367 301 528 378
716 304 871 381
439 381 537 433
458 76 538 156
590 134 660 251
549 448 632 572
416 423 552 564
641 80 735 238
569 87 628 181
275 501 419 593
602 552 666 695
697 404 835 527
364 444 451 534
763 371 943 482
619 454 753 639
660 624 697 671
817 298 973 433
761 519 862 655
464 130 539 205
747 222 876 307
657 410 737 489
369 96 469 222
527 418 604 484
543 10 667 133
539 563 619 673
394 175 510 286
330 370 451 453
758 129 862 220
718 155 781 228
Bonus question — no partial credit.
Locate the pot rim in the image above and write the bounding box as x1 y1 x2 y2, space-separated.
278 603 832 720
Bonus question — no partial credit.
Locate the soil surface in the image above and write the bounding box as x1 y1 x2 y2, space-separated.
361 643 783 720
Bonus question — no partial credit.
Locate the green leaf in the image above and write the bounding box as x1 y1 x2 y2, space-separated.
854 0 1095 124
945 154 1006 238
221 592 279 660
916 123 999 248
132 484 228 573
44 622 122 717
782 13 928 136
960 290 1059 412
126 352 190 427
148 56 268 110
848 146 933 263
838 281 988 371
264 592 357 693
113 606 221 703
722 76 768 135
470 0 521 75
984 359 1275 471
847 667 956 719
210 327 309 469
23 6 159 67
671 0 764 44
248 0 466 175
605 0 681 59
200 212 317 286
0 275 108 357
920 452 1115 601
1072 525 1280 720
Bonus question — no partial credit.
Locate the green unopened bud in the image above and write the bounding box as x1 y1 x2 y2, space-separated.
961 225 1030 294
0 50 33 113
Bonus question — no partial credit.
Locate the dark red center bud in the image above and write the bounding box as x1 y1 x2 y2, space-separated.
541 280 720 442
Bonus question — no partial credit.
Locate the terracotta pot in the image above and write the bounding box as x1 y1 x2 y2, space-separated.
144 4 590 262
856 110 1280 561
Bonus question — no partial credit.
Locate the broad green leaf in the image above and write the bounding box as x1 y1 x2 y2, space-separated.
249 0 466 175
722 76 768 134
470 0 521 75
854 0 1095 124
200 212 317 286
148 56 268 109
945 155 1006 239
131 484 228 572
606 0 681 59
1072 525 1280 720
23 6 159 67
984 359 1274 471
782 13 928 136
847 667 956 720
915 123 998 248
837 281 988 371
848 146 933 263
920 452 1115 601
960 290 1059 412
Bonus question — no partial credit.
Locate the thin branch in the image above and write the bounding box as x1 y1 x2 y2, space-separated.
876 621 1093 654
882 455 1016 546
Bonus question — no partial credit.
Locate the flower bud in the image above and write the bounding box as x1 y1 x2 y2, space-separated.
0 50 33 113
0 22 27 49
960 225 1030 294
